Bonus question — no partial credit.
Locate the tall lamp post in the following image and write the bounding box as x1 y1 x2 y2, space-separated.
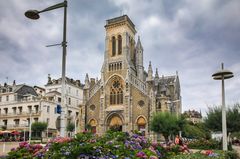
23 119 28 142
29 109 32 144
25 0 67 137
212 63 233 151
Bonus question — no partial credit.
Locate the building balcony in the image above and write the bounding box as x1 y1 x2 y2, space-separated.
3 124 28 130
0 111 41 119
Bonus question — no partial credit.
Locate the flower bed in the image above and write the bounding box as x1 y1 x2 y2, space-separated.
172 150 239 159
5 131 238 159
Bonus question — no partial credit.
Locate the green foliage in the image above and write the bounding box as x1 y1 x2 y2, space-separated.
227 104 240 133
1 125 7 130
225 150 239 159
6 142 43 159
150 112 185 142
31 137 42 140
156 144 181 158
172 150 239 159
205 103 240 133
188 139 221 150
196 122 211 139
44 131 151 158
7 148 33 159
31 122 47 133
109 124 122 132
66 122 75 132
31 122 47 142
183 122 211 139
205 106 222 132
7 131 239 159
85 124 92 131
75 131 94 142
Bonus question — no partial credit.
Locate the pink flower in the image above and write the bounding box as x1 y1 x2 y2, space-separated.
136 151 147 158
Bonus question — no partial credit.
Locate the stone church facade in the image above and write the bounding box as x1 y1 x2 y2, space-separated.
80 15 181 138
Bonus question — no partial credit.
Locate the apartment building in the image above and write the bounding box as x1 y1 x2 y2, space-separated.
0 76 83 136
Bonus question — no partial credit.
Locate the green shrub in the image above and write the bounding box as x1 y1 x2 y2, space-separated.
188 139 221 150
31 137 41 140
224 150 239 159
171 150 239 159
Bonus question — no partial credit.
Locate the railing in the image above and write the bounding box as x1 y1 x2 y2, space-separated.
0 97 42 105
0 111 41 118
129 74 147 94
6 124 28 129
89 80 101 99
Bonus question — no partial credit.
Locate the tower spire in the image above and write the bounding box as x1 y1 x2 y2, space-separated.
136 35 144 80
136 36 143 50
147 61 153 81
155 68 159 79
84 73 90 89
154 68 159 83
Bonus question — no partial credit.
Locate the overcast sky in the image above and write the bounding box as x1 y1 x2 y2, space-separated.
0 0 239 115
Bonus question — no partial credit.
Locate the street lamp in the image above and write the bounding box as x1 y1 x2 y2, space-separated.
26 108 33 144
212 63 234 151
74 115 78 136
25 0 68 137
22 119 28 142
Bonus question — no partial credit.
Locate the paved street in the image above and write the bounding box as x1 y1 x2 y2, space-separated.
0 142 19 156
233 145 240 157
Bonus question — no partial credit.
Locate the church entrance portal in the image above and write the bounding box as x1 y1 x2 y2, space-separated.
137 117 146 136
107 114 123 132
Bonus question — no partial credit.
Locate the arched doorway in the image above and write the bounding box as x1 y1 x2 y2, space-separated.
89 119 97 134
107 114 123 132
137 116 146 136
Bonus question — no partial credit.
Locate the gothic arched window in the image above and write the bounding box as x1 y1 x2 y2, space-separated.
157 101 161 110
112 36 116 56
118 35 122 55
110 79 123 105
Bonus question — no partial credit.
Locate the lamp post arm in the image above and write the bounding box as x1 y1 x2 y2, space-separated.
38 1 67 14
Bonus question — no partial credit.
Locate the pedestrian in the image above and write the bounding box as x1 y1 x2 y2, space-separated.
175 135 180 145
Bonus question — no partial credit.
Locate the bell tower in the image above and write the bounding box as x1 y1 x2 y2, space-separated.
101 15 137 81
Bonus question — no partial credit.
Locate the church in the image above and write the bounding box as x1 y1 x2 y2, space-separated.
80 15 181 138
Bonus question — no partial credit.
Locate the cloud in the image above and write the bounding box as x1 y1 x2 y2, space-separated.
0 0 239 116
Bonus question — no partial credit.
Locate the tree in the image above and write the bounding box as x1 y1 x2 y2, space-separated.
227 104 240 133
182 122 210 139
1 125 7 130
150 112 184 142
31 122 47 142
66 122 75 137
204 103 240 133
204 106 222 132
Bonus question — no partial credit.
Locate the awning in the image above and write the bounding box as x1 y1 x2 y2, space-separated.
11 131 20 135
0 130 11 134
